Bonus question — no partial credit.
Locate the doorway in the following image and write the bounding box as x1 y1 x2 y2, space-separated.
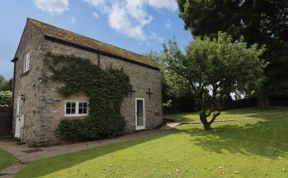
14 96 24 139
135 98 145 130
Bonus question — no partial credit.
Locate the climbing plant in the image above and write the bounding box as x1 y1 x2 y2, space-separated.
45 53 130 140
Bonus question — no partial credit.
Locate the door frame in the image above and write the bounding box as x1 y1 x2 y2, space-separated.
14 96 24 139
135 98 145 130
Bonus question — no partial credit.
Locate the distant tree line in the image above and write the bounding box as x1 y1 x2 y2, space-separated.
0 75 12 91
0 75 12 106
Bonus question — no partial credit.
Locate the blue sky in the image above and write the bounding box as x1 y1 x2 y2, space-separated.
0 0 192 79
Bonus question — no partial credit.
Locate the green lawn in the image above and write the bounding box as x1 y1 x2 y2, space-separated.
0 136 18 172
17 107 288 178
164 106 288 122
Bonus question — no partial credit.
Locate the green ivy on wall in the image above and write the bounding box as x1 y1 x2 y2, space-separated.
45 53 130 140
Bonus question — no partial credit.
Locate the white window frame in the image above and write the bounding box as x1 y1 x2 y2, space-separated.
23 50 30 73
64 100 89 117
135 98 146 130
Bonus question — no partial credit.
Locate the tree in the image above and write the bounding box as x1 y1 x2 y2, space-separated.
0 75 12 91
2 79 12 91
0 91 12 106
0 75 6 90
177 0 288 107
162 32 266 130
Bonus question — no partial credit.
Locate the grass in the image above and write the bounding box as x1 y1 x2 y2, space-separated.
0 149 18 172
0 135 18 172
16 107 288 178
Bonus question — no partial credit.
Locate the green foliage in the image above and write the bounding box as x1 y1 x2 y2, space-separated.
46 54 130 140
177 0 288 97
161 32 267 129
163 99 172 110
148 50 191 100
57 119 87 140
0 91 12 107
0 75 12 91
0 75 6 89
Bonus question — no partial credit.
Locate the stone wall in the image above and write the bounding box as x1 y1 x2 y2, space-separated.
13 22 163 146
12 22 47 146
35 39 163 145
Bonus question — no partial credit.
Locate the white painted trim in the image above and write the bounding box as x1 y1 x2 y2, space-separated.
23 50 30 73
64 100 89 117
135 98 145 130
15 96 24 138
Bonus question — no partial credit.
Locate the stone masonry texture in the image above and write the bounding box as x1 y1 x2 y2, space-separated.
12 20 163 146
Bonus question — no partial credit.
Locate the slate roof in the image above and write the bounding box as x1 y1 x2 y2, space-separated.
28 18 159 70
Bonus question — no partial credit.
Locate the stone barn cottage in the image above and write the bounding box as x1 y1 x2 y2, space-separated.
12 18 163 146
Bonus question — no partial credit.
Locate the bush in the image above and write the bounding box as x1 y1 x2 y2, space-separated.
0 91 12 107
59 114 126 141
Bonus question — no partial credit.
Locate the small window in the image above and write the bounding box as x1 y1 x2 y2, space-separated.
65 102 76 115
23 51 30 73
78 102 88 114
65 101 88 116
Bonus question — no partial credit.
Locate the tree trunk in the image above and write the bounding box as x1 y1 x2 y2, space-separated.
200 112 212 130
257 88 270 109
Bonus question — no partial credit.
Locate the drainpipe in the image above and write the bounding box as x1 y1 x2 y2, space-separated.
10 57 18 136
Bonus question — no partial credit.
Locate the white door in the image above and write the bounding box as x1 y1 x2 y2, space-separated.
135 98 145 130
14 96 24 138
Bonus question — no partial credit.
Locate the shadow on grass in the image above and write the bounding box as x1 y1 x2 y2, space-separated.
183 119 288 158
166 106 288 122
223 106 288 118
16 131 175 178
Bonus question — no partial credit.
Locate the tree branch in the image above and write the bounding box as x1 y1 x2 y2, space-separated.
205 109 212 117
209 111 221 124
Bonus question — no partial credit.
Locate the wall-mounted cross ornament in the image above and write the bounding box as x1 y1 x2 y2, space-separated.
146 88 153 99
128 85 136 97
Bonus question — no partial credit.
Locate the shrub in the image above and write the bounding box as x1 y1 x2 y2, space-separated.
0 91 12 107
59 115 127 141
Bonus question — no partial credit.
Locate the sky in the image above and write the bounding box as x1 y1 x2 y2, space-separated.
0 0 192 79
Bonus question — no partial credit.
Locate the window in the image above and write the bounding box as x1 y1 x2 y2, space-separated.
65 101 88 116
23 51 30 73
65 102 76 115
78 102 88 114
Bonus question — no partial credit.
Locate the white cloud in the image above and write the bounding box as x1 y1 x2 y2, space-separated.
83 0 177 41
165 23 171 29
83 0 104 7
146 0 178 11
108 3 147 40
70 16 76 24
165 20 172 29
92 11 99 19
34 0 69 15
34 0 177 41
149 32 164 43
